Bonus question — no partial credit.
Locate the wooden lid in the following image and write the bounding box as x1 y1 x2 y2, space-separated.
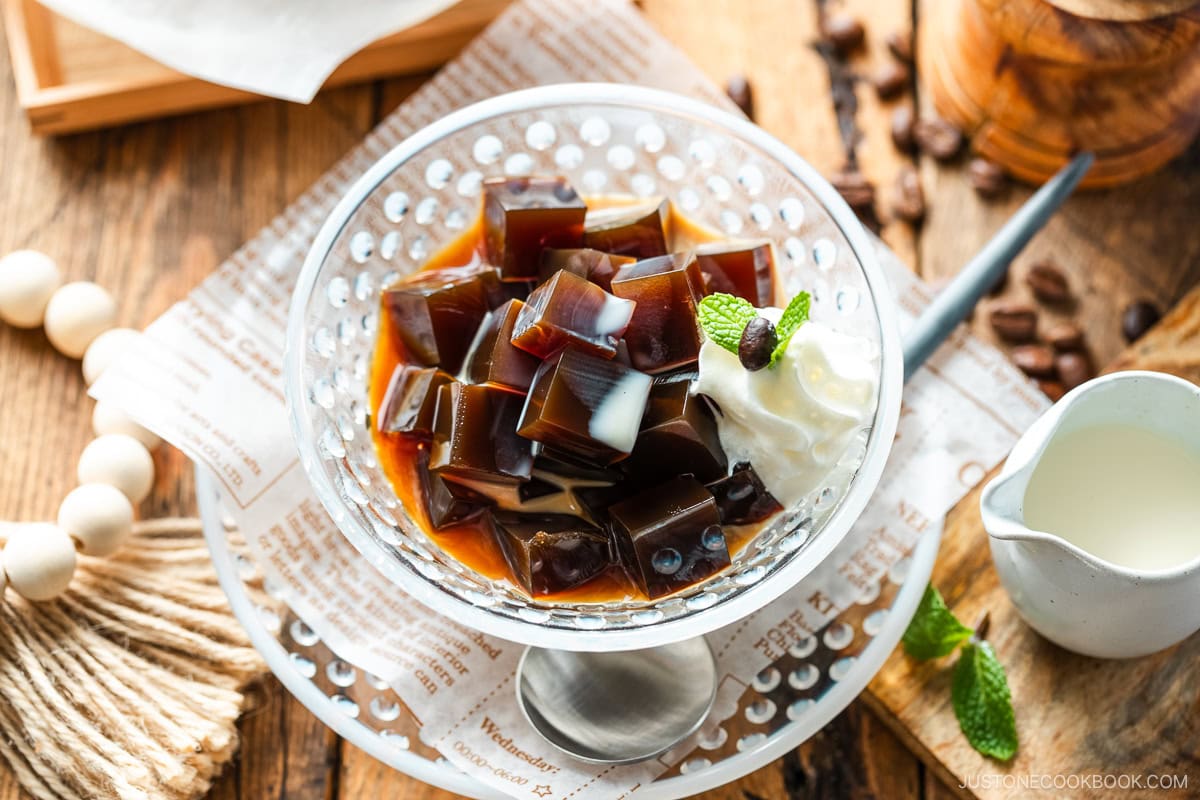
1045 0 1198 21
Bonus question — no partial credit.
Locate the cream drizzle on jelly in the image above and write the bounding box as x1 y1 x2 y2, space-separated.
445 469 614 523
587 370 653 454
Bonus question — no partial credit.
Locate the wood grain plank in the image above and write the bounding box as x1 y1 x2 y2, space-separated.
2 0 1193 798
339 744 460 800
209 679 338 800
834 0 919 269
637 0 843 173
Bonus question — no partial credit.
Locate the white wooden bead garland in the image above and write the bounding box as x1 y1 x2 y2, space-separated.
0 249 162 602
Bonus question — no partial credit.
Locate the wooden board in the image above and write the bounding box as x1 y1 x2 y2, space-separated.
1 0 510 134
865 288 1200 798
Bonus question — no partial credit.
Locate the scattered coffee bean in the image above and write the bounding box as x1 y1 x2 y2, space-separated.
1026 261 1071 304
830 170 876 214
988 270 1008 297
1055 351 1093 390
1044 321 1084 352
968 158 1007 199
873 61 909 100
1122 300 1162 342
988 302 1037 343
738 316 777 371
890 106 916 153
887 30 913 63
1038 380 1066 402
725 74 754 120
913 117 964 161
823 14 865 54
1011 344 1056 378
890 166 925 224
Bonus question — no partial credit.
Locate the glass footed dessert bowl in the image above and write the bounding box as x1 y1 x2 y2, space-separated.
286 83 902 652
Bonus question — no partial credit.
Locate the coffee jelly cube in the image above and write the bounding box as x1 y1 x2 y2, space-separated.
623 379 727 482
465 300 540 393
483 177 586 280
492 513 612 596
694 241 776 307
510 270 634 359
538 248 635 292
382 263 503 373
378 365 455 438
706 463 783 525
416 452 489 530
609 476 730 598
430 383 533 483
517 348 652 465
439 471 565 512
610 252 706 373
532 443 623 485
583 199 670 260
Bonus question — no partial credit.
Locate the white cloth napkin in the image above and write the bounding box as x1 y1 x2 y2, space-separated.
39 0 461 102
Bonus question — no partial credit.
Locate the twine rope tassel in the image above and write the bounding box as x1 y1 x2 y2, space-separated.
0 519 268 800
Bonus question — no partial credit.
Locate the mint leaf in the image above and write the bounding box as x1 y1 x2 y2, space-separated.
952 641 1018 761
698 293 757 355
902 584 974 660
768 291 811 367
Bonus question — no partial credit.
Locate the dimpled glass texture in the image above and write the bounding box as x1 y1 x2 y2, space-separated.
286 84 902 651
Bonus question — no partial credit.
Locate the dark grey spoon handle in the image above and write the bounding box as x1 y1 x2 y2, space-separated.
901 152 1094 383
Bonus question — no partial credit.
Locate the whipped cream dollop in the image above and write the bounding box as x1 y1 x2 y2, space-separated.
693 307 879 507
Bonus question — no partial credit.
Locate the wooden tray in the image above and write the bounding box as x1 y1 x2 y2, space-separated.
2 0 511 134
866 284 1200 798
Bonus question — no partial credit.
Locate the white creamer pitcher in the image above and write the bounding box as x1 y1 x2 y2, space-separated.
981 370 1200 659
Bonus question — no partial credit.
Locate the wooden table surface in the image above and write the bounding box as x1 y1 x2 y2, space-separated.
1 0 1197 798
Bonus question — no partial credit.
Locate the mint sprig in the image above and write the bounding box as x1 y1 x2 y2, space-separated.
698 290 811 368
698 293 757 355
768 291 811 367
902 584 974 659
953 640 1018 761
901 585 1017 762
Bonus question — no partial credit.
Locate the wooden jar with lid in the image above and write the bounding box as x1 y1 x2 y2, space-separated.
921 0 1200 187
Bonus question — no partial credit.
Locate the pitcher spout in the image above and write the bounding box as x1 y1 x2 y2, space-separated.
980 468 1037 542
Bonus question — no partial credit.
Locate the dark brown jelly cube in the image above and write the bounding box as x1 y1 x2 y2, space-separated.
382 264 503 374
430 383 533 483
532 443 622 485
377 365 454 438
417 454 489 530
583 199 670 260
623 380 727 482
492 513 612 596
510 270 634 359
439 472 563 510
538 248 636 292
609 476 730 598
517 347 652 465
706 463 783 525
465 300 540 394
610 252 706 373
483 177 586 281
694 241 776 307
575 481 640 527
